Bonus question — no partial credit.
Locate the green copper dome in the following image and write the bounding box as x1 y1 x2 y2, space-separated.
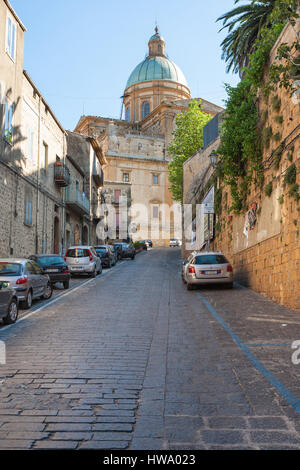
125 56 188 89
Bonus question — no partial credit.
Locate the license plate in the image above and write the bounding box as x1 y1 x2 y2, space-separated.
71 267 83 271
47 269 59 273
204 271 218 275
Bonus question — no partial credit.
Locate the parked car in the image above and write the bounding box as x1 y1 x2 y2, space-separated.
110 244 121 262
0 259 53 309
107 245 118 265
113 242 135 260
112 244 122 261
29 254 71 289
0 281 19 324
170 238 180 247
65 246 102 278
182 252 233 290
94 245 115 268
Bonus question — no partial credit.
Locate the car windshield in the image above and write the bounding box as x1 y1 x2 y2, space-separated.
95 248 107 253
67 249 90 258
0 263 22 276
38 256 65 267
195 255 229 265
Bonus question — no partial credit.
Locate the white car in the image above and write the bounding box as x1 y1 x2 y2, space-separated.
169 238 180 247
182 252 233 290
65 246 102 278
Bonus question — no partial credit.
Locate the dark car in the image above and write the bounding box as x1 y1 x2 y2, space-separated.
29 254 71 289
112 243 123 261
114 242 135 260
139 241 148 251
0 281 18 324
94 246 115 268
107 245 118 265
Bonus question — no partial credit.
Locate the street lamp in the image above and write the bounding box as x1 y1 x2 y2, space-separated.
209 151 218 167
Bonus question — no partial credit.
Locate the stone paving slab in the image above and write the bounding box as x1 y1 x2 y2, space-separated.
0 249 300 449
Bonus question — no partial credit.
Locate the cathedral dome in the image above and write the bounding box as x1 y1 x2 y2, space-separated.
125 56 188 89
125 28 188 90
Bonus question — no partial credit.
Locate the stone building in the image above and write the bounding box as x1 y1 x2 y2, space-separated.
182 16 300 310
75 29 222 246
66 131 106 246
0 0 103 258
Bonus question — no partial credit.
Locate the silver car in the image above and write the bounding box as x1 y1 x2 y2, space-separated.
170 238 180 247
0 259 53 309
182 252 233 290
0 281 19 324
65 246 102 277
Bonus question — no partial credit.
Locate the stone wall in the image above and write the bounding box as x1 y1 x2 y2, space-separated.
211 17 300 310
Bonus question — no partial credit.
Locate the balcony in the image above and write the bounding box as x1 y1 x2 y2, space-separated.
65 187 90 215
54 162 71 187
92 159 104 187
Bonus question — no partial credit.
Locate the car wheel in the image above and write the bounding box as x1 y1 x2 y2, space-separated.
23 289 33 309
43 283 53 300
90 269 96 278
3 298 18 325
225 283 233 289
186 283 193 291
107 261 111 269
63 280 70 290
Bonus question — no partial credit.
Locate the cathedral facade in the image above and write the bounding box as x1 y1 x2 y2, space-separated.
75 29 222 245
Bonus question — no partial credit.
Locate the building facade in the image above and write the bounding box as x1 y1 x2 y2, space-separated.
182 16 300 311
0 0 103 258
75 29 222 246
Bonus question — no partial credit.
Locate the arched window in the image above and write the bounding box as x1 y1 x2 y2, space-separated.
125 107 130 121
142 101 150 119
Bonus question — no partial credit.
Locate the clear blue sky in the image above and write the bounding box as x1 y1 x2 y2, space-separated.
10 0 241 130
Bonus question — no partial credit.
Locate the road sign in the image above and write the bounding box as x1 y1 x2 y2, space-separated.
203 203 214 215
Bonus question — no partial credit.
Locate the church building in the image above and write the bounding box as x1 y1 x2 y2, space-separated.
75 28 223 245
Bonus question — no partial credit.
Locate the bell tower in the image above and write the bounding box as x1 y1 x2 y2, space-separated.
148 27 166 58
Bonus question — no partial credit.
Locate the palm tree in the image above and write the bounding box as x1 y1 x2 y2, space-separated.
217 0 277 74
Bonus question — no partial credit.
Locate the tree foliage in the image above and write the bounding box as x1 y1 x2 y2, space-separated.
168 100 212 202
218 0 277 74
217 0 300 213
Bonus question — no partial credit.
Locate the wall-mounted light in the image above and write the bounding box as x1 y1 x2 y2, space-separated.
209 150 219 167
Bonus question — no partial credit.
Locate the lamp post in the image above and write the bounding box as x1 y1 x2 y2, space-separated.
205 151 219 251
209 150 218 168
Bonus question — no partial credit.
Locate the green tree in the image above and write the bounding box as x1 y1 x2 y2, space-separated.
168 100 212 202
218 0 277 74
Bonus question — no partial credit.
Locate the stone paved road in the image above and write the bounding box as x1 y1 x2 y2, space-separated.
1 248 300 449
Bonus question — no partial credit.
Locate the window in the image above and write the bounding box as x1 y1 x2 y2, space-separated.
123 172 129 183
4 99 13 144
152 205 159 219
194 255 229 265
142 101 150 119
31 261 43 274
25 191 32 226
42 142 48 175
25 262 35 274
6 17 16 61
125 107 130 121
153 174 159 185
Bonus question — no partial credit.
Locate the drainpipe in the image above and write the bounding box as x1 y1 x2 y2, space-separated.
36 94 41 253
61 132 67 255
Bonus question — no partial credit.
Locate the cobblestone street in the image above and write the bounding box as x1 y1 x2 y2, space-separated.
1 248 300 450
